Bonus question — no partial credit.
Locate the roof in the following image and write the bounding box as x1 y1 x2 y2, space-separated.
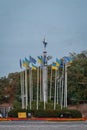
0 103 13 108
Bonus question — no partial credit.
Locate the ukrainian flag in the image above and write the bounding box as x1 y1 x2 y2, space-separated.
37 56 43 64
56 58 61 67
22 60 29 69
25 57 30 64
29 56 36 64
32 64 37 70
63 57 72 64
52 62 58 70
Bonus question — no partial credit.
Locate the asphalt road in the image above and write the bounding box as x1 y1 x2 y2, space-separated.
0 121 87 130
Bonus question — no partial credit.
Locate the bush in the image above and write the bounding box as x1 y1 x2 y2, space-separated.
27 109 82 118
27 101 61 110
8 108 27 117
68 110 82 118
33 110 59 118
57 109 82 118
8 108 82 118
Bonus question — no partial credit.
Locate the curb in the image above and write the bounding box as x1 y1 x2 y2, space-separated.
0 117 87 121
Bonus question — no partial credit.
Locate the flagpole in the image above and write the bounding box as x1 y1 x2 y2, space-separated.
54 69 57 110
56 70 59 104
64 64 67 108
20 71 22 107
40 66 42 101
61 62 64 110
29 68 32 110
50 65 52 100
56 79 58 104
61 76 63 110
25 69 28 109
20 71 24 109
59 77 61 106
22 71 25 109
31 69 33 101
37 67 39 110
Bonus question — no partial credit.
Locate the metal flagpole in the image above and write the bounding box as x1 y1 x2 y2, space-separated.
29 68 32 110
61 62 64 110
22 71 25 109
25 69 28 109
20 71 24 109
56 70 59 104
20 71 22 107
40 67 42 101
31 69 33 101
50 65 52 100
37 67 39 110
56 79 58 104
61 76 63 110
64 64 67 107
59 77 61 106
54 69 57 110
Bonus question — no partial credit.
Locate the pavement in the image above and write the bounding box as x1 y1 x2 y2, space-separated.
0 120 87 130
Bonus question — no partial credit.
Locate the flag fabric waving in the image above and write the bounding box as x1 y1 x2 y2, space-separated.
32 64 37 70
67 57 73 63
37 56 43 64
63 57 72 66
52 62 58 70
29 56 36 64
22 60 29 69
19 59 22 69
25 57 30 64
56 58 61 67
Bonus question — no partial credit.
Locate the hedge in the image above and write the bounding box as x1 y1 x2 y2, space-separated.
8 109 82 118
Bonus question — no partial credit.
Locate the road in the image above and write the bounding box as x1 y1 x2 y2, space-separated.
0 120 87 130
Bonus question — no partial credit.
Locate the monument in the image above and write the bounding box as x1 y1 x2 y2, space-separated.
42 38 48 109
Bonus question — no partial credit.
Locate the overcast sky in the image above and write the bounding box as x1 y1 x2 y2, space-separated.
0 0 87 77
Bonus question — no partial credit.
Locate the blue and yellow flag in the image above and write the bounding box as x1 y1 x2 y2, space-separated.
63 57 72 65
56 58 61 67
52 62 58 70
22 60 29 69
37 56 43 65
68 57 73 63
29 56 36 64
25 57 30 64
32 64 37 70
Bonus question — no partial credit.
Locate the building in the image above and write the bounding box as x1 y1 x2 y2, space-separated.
0 103 13 117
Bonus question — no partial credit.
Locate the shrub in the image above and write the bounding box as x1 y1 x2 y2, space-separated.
8 108 82 118
68 110 82 118
57 109 82 118
32 109 82 118
8 108 27 117
33 110 59 118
